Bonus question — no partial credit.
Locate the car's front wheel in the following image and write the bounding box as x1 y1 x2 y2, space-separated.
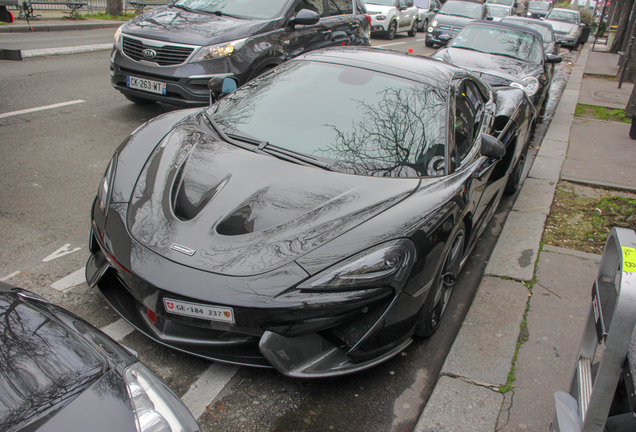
415 222 466 337
420 19 428 32
425 39 435 47
124 94 155 105
408 19 418 37
386 20 397 39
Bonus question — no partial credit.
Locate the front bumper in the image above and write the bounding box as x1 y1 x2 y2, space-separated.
426 29 455 46
555 33 578 47
87 200 419 377
370 17 390 33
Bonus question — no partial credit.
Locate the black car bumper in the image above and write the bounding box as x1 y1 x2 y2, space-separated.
87 199 420 377
426 30 454 46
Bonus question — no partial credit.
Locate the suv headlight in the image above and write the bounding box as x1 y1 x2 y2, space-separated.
431 19 438 27
125 362 200 432
191 38 247 62
298 239 416 291
114 24 125 51
568 27 578 36
97 154 117 217
510 76 540 97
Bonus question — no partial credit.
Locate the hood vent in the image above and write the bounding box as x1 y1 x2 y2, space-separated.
171 159 229 221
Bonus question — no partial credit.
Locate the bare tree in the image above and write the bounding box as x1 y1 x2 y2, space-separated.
610 0 635 53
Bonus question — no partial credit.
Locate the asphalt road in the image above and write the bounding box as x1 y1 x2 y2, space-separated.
0 27 117 50
0 32 577 432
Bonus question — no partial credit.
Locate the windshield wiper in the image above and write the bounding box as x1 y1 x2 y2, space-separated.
455 46 488 54
210 10 243 18
172 3 198 13
203 114 338 172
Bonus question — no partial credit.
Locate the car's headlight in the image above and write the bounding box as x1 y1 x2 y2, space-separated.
376 14 386 20
191 38 247 62
114 24 124 51
568 27 578 36
431 19 439 27
510 76 540 97
527 12 532 16
97 154 117 217
125 362 200 432
298 239 416 291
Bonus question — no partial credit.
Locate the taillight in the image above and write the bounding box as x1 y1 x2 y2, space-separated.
365 13 372 25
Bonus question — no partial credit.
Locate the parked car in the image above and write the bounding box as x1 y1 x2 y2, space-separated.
0 282 200 432
425 0 492 47
501 16 559 56
87 46 535 378
365 0 418 39
414 0 442 32
110 0 371 107
526 1 551 19
486 3 515 21
543 7 584 49
485 0 525 15
433 21 561 114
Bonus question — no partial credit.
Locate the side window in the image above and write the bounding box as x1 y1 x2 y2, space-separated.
405 0 414 7
295 0 325 16
327 0 353 15
454 81 484 164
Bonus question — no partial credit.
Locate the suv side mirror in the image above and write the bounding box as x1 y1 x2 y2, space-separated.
546 53 562 63
290 9 320 27
208 75 238 105
481 134 505 158
433 8 439 12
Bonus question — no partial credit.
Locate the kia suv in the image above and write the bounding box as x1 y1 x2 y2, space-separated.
110 0 371 107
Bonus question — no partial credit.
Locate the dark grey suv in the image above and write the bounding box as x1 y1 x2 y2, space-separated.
110 0 371 107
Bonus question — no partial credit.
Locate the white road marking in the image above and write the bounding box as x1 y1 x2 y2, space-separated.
1 271 21 282
0 100 86 119
375 41 406 47
182 363 240 420
51 267 86 291
22 43 114 58
100 318 135 341
43 243 82 262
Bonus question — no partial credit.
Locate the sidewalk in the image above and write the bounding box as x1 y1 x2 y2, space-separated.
0 11 122 32
415 44 636 431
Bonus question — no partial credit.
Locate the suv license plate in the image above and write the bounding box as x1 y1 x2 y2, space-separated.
163 298 234 323
127 76 166 95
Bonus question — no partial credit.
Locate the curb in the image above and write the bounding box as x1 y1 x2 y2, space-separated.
0 21 122 33
21 43 113 57
414 45 591 432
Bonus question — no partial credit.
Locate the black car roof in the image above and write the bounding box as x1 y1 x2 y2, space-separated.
501 16 554 28
465 19 544 39
295 46 466 90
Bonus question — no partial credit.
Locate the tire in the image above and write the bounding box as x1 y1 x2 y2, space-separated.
504 146 528 195
386 20 397 40
408 19 418 37
425 39 434 48
415 222 466 338
124 94 155 105
419 19 428 32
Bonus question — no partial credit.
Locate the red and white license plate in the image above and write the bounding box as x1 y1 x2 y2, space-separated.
163 298 234 323
127 76 166 95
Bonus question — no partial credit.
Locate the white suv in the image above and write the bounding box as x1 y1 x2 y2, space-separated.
366 0 418 39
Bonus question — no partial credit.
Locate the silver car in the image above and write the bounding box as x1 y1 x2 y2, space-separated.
544 8 583 49
414 0 441 32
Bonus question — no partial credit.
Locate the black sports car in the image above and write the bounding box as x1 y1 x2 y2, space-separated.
0 282 200 432
432 21 561 113
87 47 535 378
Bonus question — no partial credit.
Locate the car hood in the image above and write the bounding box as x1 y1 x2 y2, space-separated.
126 116 419 277
365 4 396 14
528 8 548 15
434 13 478 27
434 47 538 80
544 20 577 33
122 6 272 46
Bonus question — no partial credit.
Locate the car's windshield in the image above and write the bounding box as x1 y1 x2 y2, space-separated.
502 18 552 41
486 0 514 7
451 24 543 63
438 1 483 19
173 0 288 19
414 0 429 8
209 61 448 178
528 1 549 10
366 0 397 6
487 5 510 17
546 10 579 24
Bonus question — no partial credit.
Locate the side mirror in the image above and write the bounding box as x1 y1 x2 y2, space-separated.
290 9 320 27
433 7 439 12
208 75 238 105
399 5 408 10
486 15 494 20
581 22 586 27
546 53 562 63
481 134 506 158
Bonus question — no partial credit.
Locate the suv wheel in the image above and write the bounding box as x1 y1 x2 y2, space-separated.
425 39 434 47
386 20 397 40
408 19 417 37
